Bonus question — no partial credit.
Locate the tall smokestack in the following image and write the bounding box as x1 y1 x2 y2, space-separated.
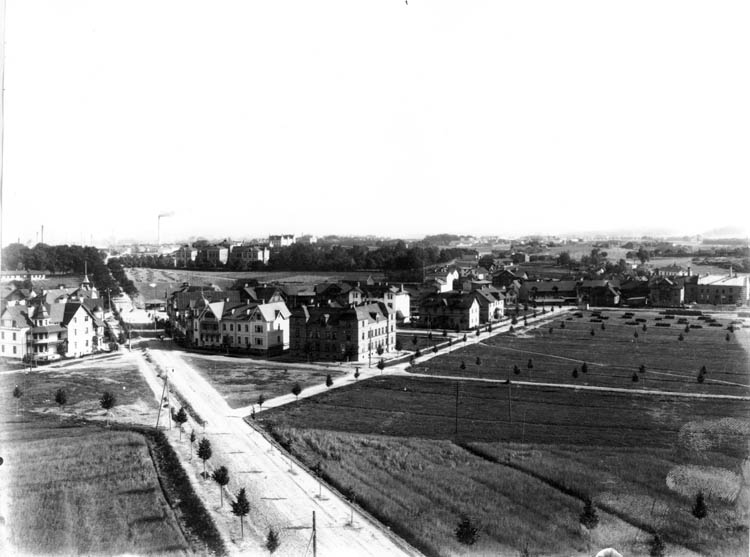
41 225 44 244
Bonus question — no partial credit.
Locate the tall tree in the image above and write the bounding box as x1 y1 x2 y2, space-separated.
189 430 196 461
198 438 212 478
212 466 230 507
231 487 251 538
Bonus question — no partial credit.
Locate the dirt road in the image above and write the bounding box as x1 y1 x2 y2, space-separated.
141 348 422 557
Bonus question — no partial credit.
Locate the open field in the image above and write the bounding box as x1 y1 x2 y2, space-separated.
0 419 190 556
411 308 750 396
181 351 351 408
0 353 158 424
256 374 749 556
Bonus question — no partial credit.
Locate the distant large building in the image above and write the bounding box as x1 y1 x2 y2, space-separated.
268 234 296 248
230 244 270 266
196 246 229 266
290 302 396 363
684 274 749 306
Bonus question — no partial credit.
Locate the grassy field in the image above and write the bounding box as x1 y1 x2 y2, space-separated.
468 441 749 557
256 375 749 556
1 354 158 424
410 308 750 396
181 352 350 408
0 354 226 555
0 419 190 556
268 428 649 557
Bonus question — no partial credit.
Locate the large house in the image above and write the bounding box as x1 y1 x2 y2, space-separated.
362 284 411 324
469 288 505 323
419 292 480 331
190 299 291 354
290 302 396 363
649 277 684 307
0 299 105 361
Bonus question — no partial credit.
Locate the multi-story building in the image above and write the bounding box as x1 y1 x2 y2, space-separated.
684 274 749 306
174 245 198 267
469 288 505 323
185 297 291 354
419 292 480 330
362 284 411 323
230 244 270 266
290 302 396 363
0 300 104 361
268 234 296 248
649 277 684 307
220 301 291 353
196 246 229 266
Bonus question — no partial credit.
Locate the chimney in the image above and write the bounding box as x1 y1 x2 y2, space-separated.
687 266 691 276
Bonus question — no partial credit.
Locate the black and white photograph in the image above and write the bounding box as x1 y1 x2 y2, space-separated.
0 1 748 556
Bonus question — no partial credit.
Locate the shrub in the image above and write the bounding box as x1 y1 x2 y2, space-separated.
692 491 707 519
649 533 666 557
579 498 599 529
266 527 280 553
455 515 478 546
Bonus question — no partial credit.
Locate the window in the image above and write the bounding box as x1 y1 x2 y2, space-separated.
255 338 263 346
255 325 263 333
13 346 16 354
230 324 234 331
245 325 249 332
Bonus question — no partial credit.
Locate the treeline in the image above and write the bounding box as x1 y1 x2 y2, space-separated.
266 242 470 272
2 243 121 295
113 242 472 273
107 259 138 296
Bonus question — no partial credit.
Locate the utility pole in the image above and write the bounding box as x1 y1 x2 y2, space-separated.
312 511 317 557
454 382 459 435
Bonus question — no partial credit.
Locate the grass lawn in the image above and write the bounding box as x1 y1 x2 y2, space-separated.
181 352 350 408
0 419 190 556
410 308 750 396
256 375 749 556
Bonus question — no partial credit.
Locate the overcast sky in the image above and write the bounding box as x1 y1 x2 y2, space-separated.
2 1 749 246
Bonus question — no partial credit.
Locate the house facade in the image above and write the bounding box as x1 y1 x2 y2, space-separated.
419 292 480 330
290 302 396 363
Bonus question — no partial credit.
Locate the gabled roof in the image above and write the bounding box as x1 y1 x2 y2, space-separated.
1 305 33 327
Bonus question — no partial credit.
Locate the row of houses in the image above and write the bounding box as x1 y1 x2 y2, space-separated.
0 274 107 361
508 273 749 308
166 280 406 362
